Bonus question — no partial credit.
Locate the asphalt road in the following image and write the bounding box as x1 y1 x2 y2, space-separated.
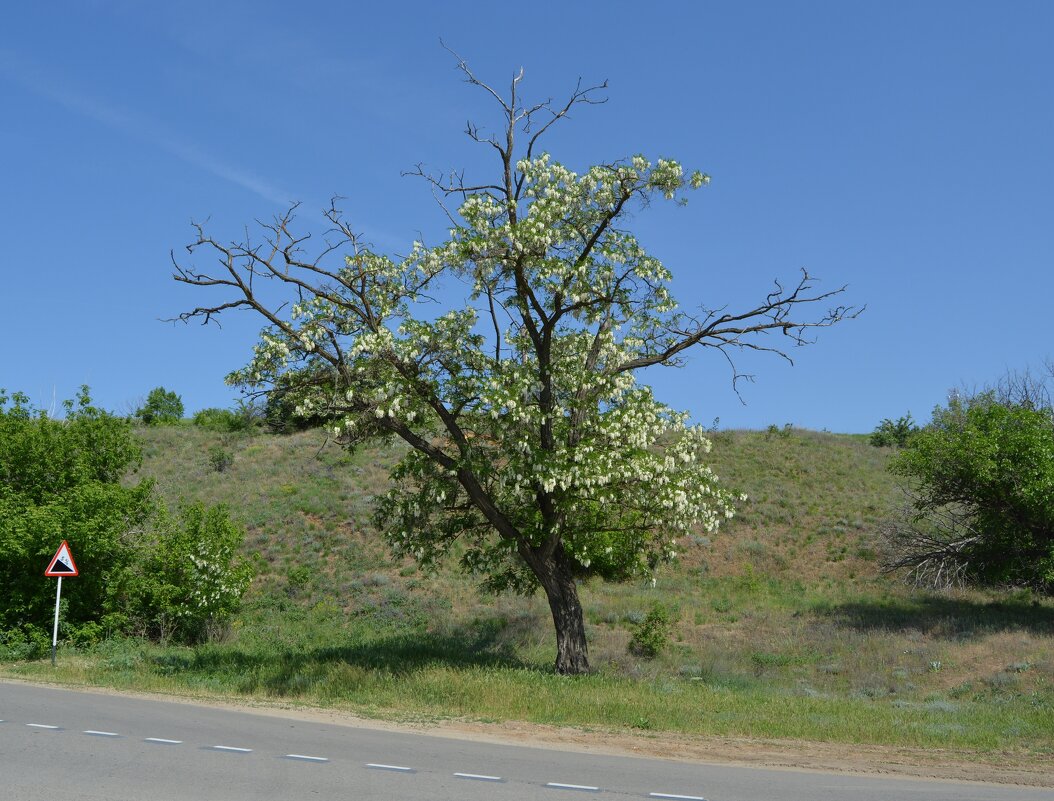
0 682 1048 801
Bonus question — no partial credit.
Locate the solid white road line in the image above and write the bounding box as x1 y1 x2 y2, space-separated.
26 723 60 729
284 754 329 762
83 730 121 737
454 772 504 782
145 738 183 744
366 763 414 772
649 794 707 801
211 745 253 752
546 782 601 791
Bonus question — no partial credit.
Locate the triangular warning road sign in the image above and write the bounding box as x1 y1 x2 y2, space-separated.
45 540 79 577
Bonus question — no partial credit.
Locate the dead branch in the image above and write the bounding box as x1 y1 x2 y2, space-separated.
617 269 862 374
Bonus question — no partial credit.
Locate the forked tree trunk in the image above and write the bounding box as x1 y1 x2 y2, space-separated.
537 548 589 675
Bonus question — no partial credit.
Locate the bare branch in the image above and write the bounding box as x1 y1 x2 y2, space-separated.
881 495 981 589
617 269 863 373
523 77 609 163
441 40 512 114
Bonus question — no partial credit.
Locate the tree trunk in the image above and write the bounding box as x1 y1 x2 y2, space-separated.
537 548 590 675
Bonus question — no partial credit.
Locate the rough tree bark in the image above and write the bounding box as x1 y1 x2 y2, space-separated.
523 545 589 674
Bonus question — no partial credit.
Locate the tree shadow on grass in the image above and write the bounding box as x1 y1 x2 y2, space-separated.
149 617 544 697
813 595 1054 638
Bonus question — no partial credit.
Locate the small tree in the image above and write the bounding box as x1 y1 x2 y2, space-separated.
173 59 856 673
885 390 1054 591
136 387 184 425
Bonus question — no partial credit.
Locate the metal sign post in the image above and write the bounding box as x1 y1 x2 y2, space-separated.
51 576 62 667
44 540 79 667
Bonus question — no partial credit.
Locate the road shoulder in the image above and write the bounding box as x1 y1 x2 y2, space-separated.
2 677 1049 788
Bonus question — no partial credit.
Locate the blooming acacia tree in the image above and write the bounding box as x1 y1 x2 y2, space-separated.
174 60 856 674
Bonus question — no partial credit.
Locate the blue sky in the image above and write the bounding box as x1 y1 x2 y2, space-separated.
2 1 1051 432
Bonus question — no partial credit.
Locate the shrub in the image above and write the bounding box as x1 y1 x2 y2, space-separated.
193 401 262 433
123 503 254 643
886 391 1054 591
765 423 794 439
870 414 919 447
0 388 253 647
207 445 234 473
264 387 328 433
136 387 184 425
0 387 153 634
628 602 672 658
229 399 265 431
193 407 236 430
0 627 50 660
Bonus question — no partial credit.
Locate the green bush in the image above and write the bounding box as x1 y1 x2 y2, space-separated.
193 401 263 433
122 503 254 643
193 407 236 430
0 387 153 634
0 627 50 660
628 602 672 658
207 445 234 473
765 423 794 439
136 387 184 426
870 414 919 447
0 388 253 648
888 392 1054 591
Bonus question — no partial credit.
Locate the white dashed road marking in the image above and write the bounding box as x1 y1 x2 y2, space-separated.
10 716 710 798
546 782 601 791
454 772 504 782
284 754 329 763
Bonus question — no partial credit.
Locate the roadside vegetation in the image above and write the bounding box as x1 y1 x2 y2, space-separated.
3 422 1050 758
0 389 252 649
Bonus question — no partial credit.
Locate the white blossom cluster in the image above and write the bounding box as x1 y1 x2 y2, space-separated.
181 548 248 619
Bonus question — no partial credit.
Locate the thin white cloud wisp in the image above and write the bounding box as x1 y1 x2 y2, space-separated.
0 49 293 206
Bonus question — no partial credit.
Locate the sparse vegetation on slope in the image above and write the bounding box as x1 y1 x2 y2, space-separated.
3 425 1051 758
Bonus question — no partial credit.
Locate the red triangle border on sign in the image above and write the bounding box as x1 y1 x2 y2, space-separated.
45 540 79 577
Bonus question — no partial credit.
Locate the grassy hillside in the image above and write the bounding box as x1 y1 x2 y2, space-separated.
5 424 1051 756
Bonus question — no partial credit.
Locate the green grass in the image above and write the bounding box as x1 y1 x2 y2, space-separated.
4 424 1052 758
8 602 1050 753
